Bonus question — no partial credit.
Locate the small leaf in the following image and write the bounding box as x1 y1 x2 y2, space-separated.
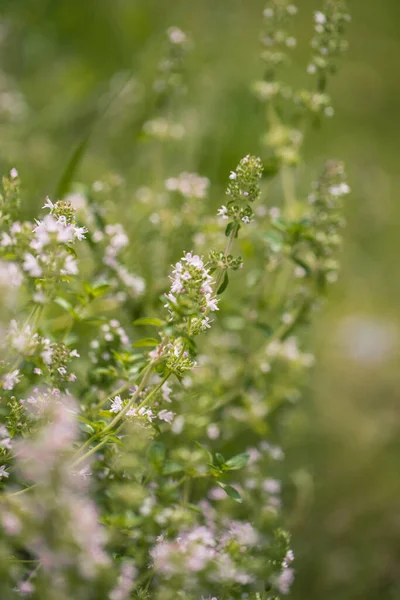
54 297 79 318
225 221 235 237
215 453 225 466
225 452 250 471
56 131 91 199
272 217 289 231
162 461 184 475
187 503 203 513
54 297 73 312
82 316 107 325
147 442 166 470
133 317 165 327
291 255 311 276
217 271 229 295
132 337 159 348
195 441 213 463
264 230 284 253
91 283 111 297
254 322 273 336
262 156 280 178
64 245 78 259
217 482 242 503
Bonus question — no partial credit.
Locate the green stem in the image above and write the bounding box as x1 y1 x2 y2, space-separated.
182 478 191 505
113 371 171 436
73 360 156 460
214 223 238 292
7 483 37 498
135 371 171 412
267 100 298 218
71 436 111 468
73 371 172 467
281 165 298 218
266 298 310 347
168 475 187 491
94 380 132 411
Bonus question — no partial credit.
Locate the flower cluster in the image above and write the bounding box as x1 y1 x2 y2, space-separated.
305 160 350 281
93 222 146 299
217 155 263 227
0 167 20 225
88 319 131 385
143 117 185 141
165 172 210 199
0 193 87 302
143 26 190 143
260 2 298 74
110 390 175 425
1 396 115 597
153 27 190 97
164 251 219 337
308 1 351 88
0 318 79 395
254 1 349 168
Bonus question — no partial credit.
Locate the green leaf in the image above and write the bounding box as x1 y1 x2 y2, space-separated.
147 442 166 470
82 316 107 325
132 337 159 348
162 461 184 475
217 271 229 294
90 283 111 298
262 155 280 178
187 503 203 513
225 221 235 237
133 317 165 327
54 296 73 312
254 322 273 336
272 217 289 231
195 441 213 463
77 416 96 434
54 296 79 318
215 453 225 466
56 132 91 199
217 482 242 503
225 452 251 471
264 230 284 253
291 255 311 276
64 245 78 259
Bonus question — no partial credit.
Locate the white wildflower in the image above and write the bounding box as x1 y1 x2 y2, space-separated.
3 369 21 390
158 409 175 423
217 205 229 218
22 253 42 277
110 395 123 413
0 465 9 480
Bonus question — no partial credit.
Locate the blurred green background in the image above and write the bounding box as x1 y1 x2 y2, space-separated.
1 0 399 598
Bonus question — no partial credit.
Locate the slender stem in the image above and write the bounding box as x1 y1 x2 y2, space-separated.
182 478 191 505
135 371 171 412
113 371 171 437
71 436 111 468
168 475 187 491
267 99 298 218
72 371 172 466
94 380 132 411
73 360 156 460
214 223 238 292
266 298 309 347
7 483 37 498
94 361 154 433
281 165 297 218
